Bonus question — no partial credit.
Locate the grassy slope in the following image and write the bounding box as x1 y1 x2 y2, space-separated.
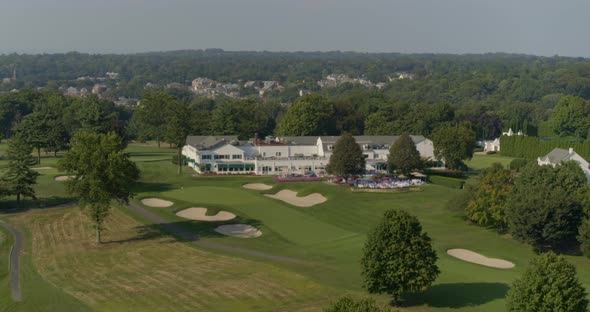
6 207 343 312
130 147 590 311
0 142 588 311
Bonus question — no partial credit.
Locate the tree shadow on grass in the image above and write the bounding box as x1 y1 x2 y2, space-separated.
132 182 176 193
104 218 263 245
0 196 77 214
404 282 510 308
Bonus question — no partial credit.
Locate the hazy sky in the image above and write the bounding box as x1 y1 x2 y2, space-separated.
1 0 589 56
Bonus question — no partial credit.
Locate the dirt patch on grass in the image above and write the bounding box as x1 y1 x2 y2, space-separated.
140 198 173 208
215 224 262 238
32 167 54 170
265 190 327 207
176 208 236 221
54 175 75 182
447 248 514 269
242 183 273 190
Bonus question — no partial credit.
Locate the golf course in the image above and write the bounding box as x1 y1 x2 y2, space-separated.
1 142 589 311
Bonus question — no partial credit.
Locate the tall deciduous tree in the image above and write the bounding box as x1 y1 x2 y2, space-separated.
431 123 475 170
506 252 588 312
361 210 439 305
3 136 39 202
388 134 423 175
136 92 174 147
326 134 365 181
165 100 191 174
13 112 49 164
507 162 585 252
275 94 334 136
465 163 513 230
59 132 140 243
549 96 590 139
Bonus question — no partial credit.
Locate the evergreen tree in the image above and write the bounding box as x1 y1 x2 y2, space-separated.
361 210 439 305
326 134 365 181
387 133 423 175
3 137 39 202
506 252 588 312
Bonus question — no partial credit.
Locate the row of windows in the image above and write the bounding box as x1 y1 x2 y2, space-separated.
201 154 242 160
262 152 283 157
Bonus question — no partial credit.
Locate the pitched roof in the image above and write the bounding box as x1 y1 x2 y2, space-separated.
186 135 238 150
541 148 572 163
321 135 428 150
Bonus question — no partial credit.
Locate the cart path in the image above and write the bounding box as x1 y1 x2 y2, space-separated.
0 222 22 302
126 202 308 264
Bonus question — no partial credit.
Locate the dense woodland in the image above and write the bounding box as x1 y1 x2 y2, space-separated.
2 51 590 144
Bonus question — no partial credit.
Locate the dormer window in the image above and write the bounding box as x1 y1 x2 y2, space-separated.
363 144 370 150
327 144 334 151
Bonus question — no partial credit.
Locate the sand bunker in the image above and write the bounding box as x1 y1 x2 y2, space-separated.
140 198 174 208
54 175 75 181
215 224 262 238
32 167 54 170
242 183 273 190
176 207 236 221
447 249 515 269
265 190 327 207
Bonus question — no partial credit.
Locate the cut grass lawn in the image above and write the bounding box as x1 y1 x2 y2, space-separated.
0 142 589 311
465 154 516 171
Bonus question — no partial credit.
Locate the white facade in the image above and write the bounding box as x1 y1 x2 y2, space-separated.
182 135 437 175
483 138 501 152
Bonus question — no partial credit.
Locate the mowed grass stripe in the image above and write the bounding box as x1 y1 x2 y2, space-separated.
163 186 354 246
6 207 340 311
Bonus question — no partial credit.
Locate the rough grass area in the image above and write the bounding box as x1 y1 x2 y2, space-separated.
5 207 341 311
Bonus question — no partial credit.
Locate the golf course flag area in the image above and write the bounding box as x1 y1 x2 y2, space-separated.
0 142 589 311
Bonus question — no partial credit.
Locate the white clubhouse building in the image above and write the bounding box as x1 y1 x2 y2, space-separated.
182 135 437 175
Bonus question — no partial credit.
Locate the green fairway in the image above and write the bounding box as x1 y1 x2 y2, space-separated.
465 154 515 170
0 142 589 311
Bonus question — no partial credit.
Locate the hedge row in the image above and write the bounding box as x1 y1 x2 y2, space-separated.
500 136 590 160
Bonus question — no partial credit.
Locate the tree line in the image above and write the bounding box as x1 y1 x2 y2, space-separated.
452 161 590 257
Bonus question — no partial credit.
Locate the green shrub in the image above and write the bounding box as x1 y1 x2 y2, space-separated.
509 158 528 171
323 296 390 312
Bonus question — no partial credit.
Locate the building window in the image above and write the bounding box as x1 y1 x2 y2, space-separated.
201 155 212 160
327 145 334 150
232 154 242 159
214 155 230 160
276 152 281 157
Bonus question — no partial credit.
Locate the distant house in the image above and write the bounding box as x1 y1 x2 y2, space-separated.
483 138 501 152
537 147 590 183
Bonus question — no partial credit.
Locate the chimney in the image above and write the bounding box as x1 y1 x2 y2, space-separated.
569 147 574 155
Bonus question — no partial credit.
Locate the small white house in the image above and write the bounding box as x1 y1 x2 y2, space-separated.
483 138 501 152
537 147 590 183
